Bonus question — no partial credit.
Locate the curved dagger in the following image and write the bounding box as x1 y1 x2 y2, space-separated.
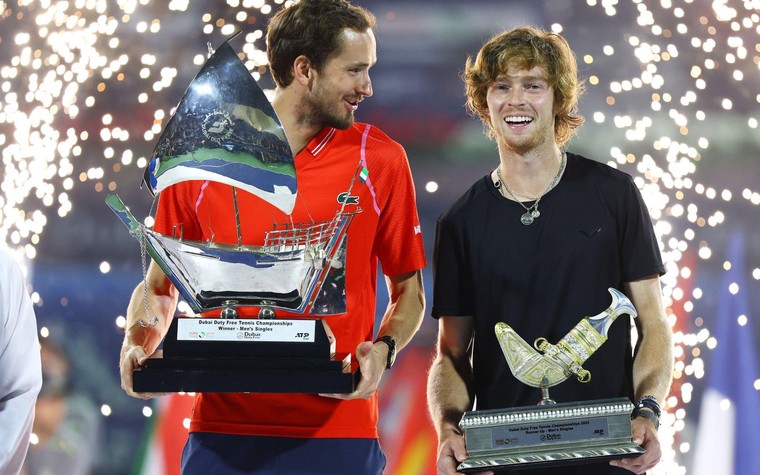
495 288 637 388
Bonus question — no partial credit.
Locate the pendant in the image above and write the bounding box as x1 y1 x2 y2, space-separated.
531 209 540 218
520 212 534 225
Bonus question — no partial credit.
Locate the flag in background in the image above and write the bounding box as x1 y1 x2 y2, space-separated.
135 393 193 475
692 231 760 475
379 345 438 475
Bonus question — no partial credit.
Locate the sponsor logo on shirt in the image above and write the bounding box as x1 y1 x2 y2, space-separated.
414 225 421 235
337 192 359 205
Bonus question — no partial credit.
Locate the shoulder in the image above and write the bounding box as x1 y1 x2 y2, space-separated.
0 250 25 324
344 122 405 156
0 250 23 286
566 152 637 196
568 152 634 184
438 177 492 226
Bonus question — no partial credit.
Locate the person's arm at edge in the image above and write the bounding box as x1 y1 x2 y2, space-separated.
322 269 424 400
119 260 179 399
427 315 492 475
0 256 42 475
611 274 674 473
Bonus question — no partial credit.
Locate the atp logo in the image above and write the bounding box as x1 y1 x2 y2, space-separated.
337 192 359 205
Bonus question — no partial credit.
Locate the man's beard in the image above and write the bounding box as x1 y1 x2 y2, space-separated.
301 86 355 130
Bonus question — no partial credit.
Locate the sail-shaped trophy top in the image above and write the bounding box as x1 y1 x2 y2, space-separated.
143 40 297 214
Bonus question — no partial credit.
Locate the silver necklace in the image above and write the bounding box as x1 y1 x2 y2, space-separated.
495 151 567 225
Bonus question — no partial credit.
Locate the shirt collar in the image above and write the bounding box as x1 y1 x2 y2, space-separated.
305 127 337 157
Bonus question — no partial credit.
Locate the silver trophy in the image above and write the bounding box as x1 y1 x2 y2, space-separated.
457 288 645 472
107 37 361 393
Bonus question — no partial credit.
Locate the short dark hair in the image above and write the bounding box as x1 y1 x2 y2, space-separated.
266 0 376 88
464 26 585 146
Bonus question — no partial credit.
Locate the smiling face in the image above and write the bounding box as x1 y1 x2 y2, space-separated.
486 65 556 153
301 28 376 130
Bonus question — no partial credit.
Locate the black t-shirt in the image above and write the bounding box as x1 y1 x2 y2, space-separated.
432 153 664 474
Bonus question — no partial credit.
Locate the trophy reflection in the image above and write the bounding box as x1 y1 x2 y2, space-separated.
457 288 645 472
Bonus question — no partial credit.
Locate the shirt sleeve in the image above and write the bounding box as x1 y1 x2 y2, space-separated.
431 214 473 318
618 177 665 282
370 142 426 277
0 252 42 474
153 181 204 240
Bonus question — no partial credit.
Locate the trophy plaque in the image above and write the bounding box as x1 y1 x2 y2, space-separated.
132 314 360 393
108 37 361 394
457 288 645 472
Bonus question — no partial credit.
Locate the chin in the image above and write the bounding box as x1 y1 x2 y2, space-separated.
326 115 355 130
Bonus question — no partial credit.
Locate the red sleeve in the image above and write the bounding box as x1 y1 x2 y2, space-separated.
152 181 204 240
367 132 427 276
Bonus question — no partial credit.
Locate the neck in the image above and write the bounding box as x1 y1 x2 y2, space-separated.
273 88 321 156
496 143 564 198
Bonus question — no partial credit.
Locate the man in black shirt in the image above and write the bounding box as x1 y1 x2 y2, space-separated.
426 26 673 475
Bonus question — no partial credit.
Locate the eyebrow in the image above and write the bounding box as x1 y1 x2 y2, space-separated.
345 61 374 69
495 75 548 82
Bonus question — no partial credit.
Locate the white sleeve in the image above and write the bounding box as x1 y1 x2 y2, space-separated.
0 251 42 475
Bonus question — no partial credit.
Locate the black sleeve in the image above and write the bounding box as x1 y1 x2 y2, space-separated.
618 176 666 282
431 214 474 318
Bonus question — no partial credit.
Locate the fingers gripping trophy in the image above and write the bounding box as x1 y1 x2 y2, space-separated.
457 288 646 472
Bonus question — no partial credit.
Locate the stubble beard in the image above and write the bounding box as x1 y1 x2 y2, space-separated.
495 122 555 156
301 85 355 131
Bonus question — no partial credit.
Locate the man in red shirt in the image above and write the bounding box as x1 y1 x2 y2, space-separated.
118 1 427 473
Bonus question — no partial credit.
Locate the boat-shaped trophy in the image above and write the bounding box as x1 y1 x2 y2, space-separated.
106 37 360 394
457 288 646 472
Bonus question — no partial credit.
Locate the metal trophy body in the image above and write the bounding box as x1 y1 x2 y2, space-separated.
106 38 360 394
457 288 645 472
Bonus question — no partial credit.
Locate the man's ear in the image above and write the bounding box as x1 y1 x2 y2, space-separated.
293 55 315 89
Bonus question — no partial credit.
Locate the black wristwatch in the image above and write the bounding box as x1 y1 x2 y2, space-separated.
631 395 661 429
374 335 396 369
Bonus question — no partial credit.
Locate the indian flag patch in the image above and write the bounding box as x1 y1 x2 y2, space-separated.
359 167 369 183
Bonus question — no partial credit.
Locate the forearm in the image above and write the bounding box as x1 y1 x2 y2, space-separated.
123 261 179 354
632 317 673 402
427 352 474 436
376 270 424 351
626 277 674 402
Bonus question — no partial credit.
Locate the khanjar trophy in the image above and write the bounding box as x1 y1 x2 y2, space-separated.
457 288 646 472
106 37 360 394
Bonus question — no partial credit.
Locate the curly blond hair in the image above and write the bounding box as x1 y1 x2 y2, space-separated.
464 26 585 146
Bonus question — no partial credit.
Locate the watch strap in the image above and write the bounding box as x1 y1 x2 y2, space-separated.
374 335 396 369
632 395 661 429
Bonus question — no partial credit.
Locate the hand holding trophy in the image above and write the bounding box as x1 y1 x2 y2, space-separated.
457 288 646 472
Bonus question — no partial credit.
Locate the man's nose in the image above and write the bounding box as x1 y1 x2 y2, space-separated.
507 88 525 106
358 72 373 98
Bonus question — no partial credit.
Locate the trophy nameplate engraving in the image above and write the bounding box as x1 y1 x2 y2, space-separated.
132 317 360 394
176 318 317 343
457 288 645 471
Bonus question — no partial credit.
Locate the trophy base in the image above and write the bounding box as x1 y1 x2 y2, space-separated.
458 442 643 472
133 353 360 393
458 397 644 472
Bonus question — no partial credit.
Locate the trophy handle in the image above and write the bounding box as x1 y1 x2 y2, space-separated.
495 323 570 388
494 288 638 389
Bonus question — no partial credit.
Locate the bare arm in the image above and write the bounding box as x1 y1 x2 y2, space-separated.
324 269 425 400
626 275 673 403
0 254 42 474
611 274 673 473
119 260 180 399
427 315 490 475
376 270 425 352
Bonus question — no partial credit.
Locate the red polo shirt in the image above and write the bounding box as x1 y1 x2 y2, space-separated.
153 123 426 438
